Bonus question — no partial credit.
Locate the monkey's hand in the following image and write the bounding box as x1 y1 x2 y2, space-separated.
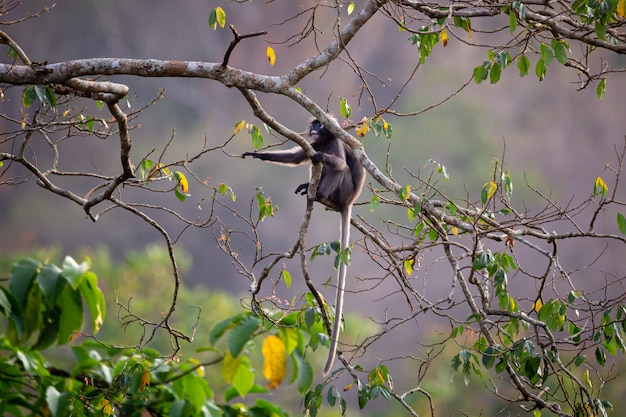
311 152 323 164
295 183 309 195
241 152 257 159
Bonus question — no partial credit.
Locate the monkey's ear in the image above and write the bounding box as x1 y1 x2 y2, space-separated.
311 152 323 164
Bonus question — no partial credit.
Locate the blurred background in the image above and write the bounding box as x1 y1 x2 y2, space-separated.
1 1 625 414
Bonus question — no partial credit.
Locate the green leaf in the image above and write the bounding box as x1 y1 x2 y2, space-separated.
481 181 497 204
489 62 502 84
281 269 292 288
79 271 106 333
9 258 40 311
218 183 237 202
44 86 57 108
473 61 490 84
482 346 498 368
540 43 553 66
56 286 83 345
232 359 255 397
595 21 606 40
23 86 37 108
595 346 606 366
180 372 208 411
517 55 530 77
552 39 568 64
32 307 60 350
61 256 89 289
501 172 513 197
339 96 352 118
36 264 64 308
617 212 626 235
293 350 313 393
574 354 586 366
535 58 546 81
369 194 380 212
208 6 226 30
357 378 369 409
597 78 606 100
173 187 186 202
6 47 19 59
229 315 261 357
210 313 247 344
0 286 13 316
509 10 517 33
251 125 264 149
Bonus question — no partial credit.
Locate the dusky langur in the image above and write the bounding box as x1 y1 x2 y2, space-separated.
242 119 365 376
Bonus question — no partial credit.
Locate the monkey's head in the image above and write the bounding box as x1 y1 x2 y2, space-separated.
309 119 331 141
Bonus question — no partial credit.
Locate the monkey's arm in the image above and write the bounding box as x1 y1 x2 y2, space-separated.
242 147 309 166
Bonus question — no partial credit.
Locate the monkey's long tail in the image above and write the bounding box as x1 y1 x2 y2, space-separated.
323 205 351 377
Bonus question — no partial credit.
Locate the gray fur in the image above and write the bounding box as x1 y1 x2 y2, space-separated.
243 120 365 376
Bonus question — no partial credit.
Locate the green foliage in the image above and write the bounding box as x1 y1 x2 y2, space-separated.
473 39 570 84
617 212 626 235
23 85 56 108
3 256 105 350
451 241 626 415
255 188 276 221
410 26 441 64
473 51 513 84
1 255 358 416
208 6 226 30
597 78 607 99
339 96 352 118
369 117 392 139
137 159 196 202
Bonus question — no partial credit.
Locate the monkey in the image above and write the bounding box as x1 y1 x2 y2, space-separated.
242 119 365 376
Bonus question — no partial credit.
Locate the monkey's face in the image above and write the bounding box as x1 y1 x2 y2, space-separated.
309 119 325 140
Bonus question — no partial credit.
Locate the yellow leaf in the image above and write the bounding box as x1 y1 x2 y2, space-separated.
102 399 114 416
441 29 449 47
189 358 205 377
221 351 240 383
451 226 459 236
266 46 276 66
584 368 592 389
356 121 368 138
262 335 286 389
175 171 189 193
141 367 150 392
215 6 226 28
484 181 497 200
594 176 608 197
347 2 355 15
618 0 626 17
233 120 245 135
399 184 411 201
532 297 543 313
404 258 414 275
